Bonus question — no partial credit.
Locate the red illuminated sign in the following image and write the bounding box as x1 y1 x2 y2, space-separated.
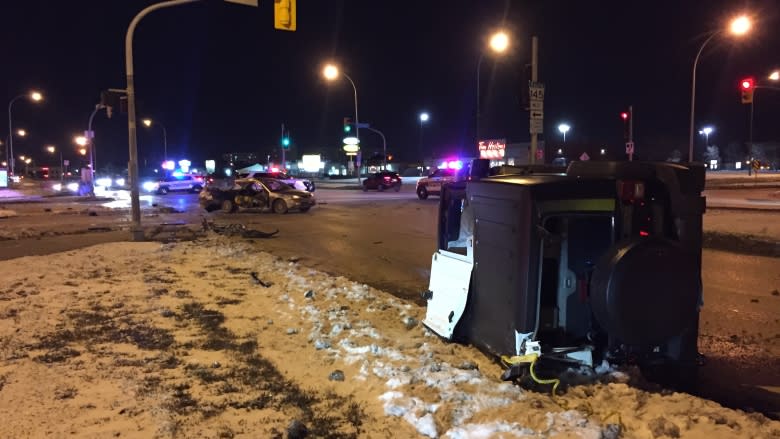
478 139 506 159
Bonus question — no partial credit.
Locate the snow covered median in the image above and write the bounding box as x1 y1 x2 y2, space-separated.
0 236 777 438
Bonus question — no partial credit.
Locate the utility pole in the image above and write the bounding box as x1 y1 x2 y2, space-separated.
529 36 539 164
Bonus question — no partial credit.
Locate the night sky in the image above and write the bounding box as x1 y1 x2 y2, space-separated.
2 0 779 170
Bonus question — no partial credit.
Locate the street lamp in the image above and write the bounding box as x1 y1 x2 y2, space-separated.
419 112 430 161
7 90 43 176
141 118 168 161
558 123 571 142
322 62 360 183
74 136 88 147
16 129 26 137
769 71 780 81
688 14 752 162
476 30 511 140
698 126 714 146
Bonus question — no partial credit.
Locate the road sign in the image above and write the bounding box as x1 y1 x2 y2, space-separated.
580 152 590 161
529 82 545 100
530 110 544 120
625 142 634 154
535 148 544 161
63 160 70 166
530 100 543 111
356 122 370 129
530 119 543 134
84 130 95 139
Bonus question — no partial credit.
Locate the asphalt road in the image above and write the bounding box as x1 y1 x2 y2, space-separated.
0 185 778 417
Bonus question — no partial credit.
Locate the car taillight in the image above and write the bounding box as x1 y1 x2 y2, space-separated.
383 176 391 180
617 180 644 202
196 176 203 181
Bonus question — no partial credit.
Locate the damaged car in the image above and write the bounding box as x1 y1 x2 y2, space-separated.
423 159 705 390
199 178 315 214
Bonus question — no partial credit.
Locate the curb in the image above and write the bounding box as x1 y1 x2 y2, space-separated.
702 231 779 258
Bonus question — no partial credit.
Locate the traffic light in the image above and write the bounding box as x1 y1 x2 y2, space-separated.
274 0 296 31
621 109 631 140
343 117 353 133
740 77 755 104
281 135 290 149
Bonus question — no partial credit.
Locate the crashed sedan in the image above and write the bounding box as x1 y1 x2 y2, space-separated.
199 178 315 214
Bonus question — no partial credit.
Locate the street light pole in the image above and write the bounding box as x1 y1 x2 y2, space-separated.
364 126 387 169
125 0 201 241
341 72 360 183
688 31 719 163
87 104 105 177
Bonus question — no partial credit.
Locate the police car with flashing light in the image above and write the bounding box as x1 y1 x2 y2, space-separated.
416 167 457 199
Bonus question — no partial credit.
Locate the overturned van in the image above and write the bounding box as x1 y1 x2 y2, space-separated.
423 160 706 387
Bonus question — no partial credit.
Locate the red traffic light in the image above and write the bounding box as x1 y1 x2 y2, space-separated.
620 112 629 121
740 78 754 90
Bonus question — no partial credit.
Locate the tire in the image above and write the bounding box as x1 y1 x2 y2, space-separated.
378 184 386 192
191 185 202 193
299 206 311 213
417 186 429 200
362 183 368 192
393 183 401 192
307 182 316 192
221 199 236 213
157 186 169 195
273 199 288 214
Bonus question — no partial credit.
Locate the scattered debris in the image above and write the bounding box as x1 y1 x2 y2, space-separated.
288 256 302 263
211 361 221 369
250 272 273 288
88 211 98 217
44 208 52 212
304 290 314 299
160 309 175 318
202 219 278 239
328 370 345 382
751 298 759 303
372 241 383 245
402 316 418 330
286 419 308 439
286 328 299 335
772 290 779 296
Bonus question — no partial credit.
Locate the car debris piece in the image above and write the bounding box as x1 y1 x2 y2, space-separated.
250 272 273 288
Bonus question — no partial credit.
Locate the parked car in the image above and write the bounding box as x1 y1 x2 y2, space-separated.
424 159 706 390
416 168 456 199
199 177 315 214
142 174 204 194
237 171 315 192
362 171 402 192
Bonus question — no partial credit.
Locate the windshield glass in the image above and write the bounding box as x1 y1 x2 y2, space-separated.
261 178 293 192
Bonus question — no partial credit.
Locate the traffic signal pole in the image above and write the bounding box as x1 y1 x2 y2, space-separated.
628 105 634 161
125 0 201 242
281 123 286 170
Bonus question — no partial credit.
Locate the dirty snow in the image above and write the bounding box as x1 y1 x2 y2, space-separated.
0 236 778 438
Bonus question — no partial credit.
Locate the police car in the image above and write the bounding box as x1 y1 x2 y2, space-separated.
416 167 456 199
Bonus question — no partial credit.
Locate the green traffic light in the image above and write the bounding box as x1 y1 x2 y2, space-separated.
344 125 351 133
282 137 290 146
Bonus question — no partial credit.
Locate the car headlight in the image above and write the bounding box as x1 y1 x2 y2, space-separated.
115 178 125 186
66 182 80 192
142 181 158 192
292 195 301 200
53 183 62 191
